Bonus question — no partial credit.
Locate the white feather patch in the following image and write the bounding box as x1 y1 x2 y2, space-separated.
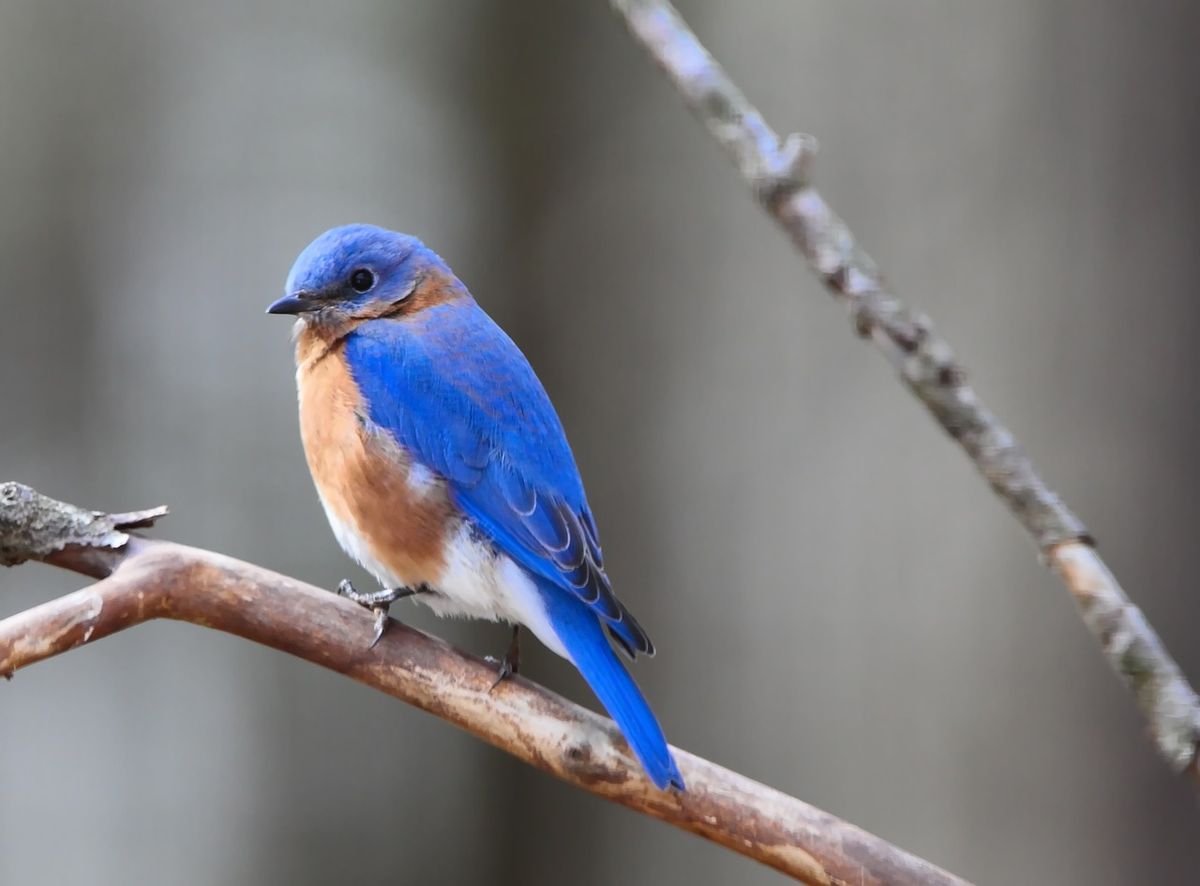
323 511 568 662
405 462 441 498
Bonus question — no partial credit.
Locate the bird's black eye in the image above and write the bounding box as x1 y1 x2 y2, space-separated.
349 268 375 293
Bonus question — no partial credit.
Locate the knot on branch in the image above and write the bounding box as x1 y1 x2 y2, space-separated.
756 132 817 207
0 482 167 567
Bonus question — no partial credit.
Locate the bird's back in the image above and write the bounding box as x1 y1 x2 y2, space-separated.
348 301 589 507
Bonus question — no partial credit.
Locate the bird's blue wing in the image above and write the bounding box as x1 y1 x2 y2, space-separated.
344 305 652 657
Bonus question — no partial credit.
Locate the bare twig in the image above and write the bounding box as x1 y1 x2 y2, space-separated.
0 484 968 886
609 0 1200 782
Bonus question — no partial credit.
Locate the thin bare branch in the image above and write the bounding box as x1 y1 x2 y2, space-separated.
608 0 1200 782
0 484 968 886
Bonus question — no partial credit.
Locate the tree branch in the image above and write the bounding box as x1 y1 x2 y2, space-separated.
0 483 967 886
609 0 1200 783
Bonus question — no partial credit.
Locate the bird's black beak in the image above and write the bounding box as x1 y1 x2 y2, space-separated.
265 291 312 315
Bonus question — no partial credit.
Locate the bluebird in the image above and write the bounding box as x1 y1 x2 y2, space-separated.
267 224 684 790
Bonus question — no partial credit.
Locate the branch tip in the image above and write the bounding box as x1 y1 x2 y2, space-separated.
0 481 167 568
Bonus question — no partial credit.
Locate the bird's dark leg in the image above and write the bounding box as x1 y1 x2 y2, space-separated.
337 580 431 648
489 625 521 691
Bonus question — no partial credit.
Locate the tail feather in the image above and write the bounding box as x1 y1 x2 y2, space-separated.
538 582 684 790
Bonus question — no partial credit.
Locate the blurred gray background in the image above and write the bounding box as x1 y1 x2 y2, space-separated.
2 1 1198 883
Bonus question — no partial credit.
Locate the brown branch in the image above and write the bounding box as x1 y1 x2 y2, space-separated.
0 483 968 886
609 0 1200 785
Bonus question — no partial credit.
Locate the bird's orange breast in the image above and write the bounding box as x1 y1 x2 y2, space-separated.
295 327 452 587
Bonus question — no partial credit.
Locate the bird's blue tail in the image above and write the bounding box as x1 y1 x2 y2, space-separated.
537 583 684 790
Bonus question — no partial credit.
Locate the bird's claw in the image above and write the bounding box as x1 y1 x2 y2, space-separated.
488 625 521 693
370 605 390 648
489 659 514 692
337 579 430 648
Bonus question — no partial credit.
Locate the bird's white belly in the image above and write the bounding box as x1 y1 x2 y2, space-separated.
325 507 569 661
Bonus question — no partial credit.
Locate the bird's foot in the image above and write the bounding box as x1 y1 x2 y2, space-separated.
488 625 521 692
337 580 430 648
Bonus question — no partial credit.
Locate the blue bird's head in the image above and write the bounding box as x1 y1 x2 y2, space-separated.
267 224 457 322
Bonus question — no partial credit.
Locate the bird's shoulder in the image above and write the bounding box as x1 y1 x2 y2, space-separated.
349 308 571 458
